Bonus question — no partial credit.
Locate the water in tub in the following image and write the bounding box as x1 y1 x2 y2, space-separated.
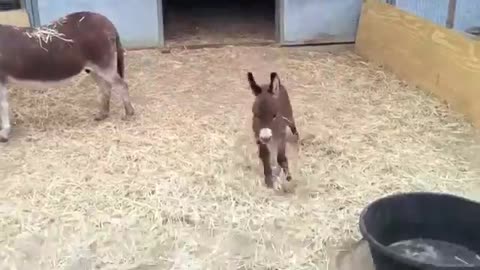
389 238 480 266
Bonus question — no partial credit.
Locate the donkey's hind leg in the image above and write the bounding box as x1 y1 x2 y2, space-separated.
0 83 11 142
112 75 134 118
90 72 111 121
99 72 134 118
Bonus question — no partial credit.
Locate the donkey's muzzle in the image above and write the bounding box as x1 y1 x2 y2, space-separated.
258 128 272 144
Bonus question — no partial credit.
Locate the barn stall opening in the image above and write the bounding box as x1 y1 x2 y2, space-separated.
163 0 276 47
162 0 363 48
0 0 479 269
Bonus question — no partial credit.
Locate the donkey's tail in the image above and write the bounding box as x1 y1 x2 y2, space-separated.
115 31 125 78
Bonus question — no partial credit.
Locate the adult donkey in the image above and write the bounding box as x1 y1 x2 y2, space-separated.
0 11 134 142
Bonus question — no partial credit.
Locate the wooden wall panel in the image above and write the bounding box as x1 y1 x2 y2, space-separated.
355 0 480 126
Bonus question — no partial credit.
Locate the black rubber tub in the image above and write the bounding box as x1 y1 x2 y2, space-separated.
359 192 480 270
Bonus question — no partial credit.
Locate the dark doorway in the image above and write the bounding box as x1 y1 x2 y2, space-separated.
163 0 277 47
0 0 21 11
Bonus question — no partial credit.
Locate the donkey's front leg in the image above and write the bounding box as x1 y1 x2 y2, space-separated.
258 143 274 188
288 121 299 142
278 138 292 181
0 83 11 142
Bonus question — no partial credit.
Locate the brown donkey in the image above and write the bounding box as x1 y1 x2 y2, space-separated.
247 72 299 189
0 11 134 142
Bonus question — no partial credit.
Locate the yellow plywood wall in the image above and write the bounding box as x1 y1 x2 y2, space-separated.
0 9 30 27
355 0 480 127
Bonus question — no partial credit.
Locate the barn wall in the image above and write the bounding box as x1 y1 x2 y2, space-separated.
34 0 163 49
394 0 450 27
454 0 480 33
386 0 480 33
280 0 362 45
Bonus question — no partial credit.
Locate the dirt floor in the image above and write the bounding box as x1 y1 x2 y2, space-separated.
1 45 479 270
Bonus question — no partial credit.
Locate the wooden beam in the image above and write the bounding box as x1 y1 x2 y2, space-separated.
355 0 480 127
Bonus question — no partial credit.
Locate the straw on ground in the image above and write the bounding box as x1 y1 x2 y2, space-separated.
0 46 479 270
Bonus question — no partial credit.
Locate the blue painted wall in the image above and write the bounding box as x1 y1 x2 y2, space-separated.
35 0 468 48
281 0 362 44
395 0 450 27
390 0 480 34
35 0 163 48
453 0 480 32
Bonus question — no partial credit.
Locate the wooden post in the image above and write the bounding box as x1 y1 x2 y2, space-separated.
446 0 457 29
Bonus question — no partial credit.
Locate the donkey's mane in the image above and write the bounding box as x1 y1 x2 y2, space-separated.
23 16 74 50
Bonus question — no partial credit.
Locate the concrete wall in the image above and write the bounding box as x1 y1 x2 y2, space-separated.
280 0 362 45
34 0 163 48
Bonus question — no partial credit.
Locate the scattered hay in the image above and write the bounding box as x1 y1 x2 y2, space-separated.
0 46 479 269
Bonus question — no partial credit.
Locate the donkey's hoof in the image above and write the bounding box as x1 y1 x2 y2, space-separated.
125 105 135 117
122 110 135 121
121 114 134 121
286 175 292 181
265 176 274 188
273 181 283 191
0 130 9 143
293 132 300 142
94 113 109 121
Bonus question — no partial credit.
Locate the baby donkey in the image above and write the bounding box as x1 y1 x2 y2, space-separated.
247 72 299 189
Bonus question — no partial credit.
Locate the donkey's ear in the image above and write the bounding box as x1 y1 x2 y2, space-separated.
247 72 262 96
268 72 281 98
